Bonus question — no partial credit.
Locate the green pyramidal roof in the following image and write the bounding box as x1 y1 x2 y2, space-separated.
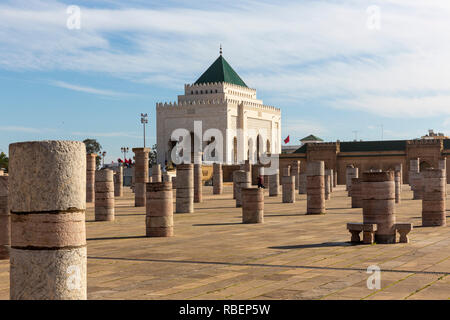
195 55 248 87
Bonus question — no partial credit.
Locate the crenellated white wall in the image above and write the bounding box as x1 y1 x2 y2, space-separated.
157 81 281 165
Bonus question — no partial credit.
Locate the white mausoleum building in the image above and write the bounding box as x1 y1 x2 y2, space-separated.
156 51 281 164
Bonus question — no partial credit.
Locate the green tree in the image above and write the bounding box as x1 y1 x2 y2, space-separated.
149 144 157 165
83 139 102 168
0 152 8 171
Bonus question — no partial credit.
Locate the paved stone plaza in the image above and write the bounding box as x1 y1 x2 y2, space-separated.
0 183 448 300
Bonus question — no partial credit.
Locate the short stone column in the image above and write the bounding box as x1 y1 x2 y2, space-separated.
132 147 150 207
86 153 97 203
411 172 424 200
193 153 203 203
395 170 401 204
176 164 194 213
213 163 223 195
306 161 326 214
131 167 135 193
234 170 251 207
146 181 174 237
242 188 264 223
0 169 3 176
299 173 307 194
395 164 403 189
438 158 447 195
151 164 162 183
351 178 363 208
362 171 396 244
334 171 337 187
290 161 300 190
422 168 446 227
9 140 86 299
0 176 10 260
324 170 331 200
345 165 353 191
346 166 358 195
95 169 115 221
268 170 280 197
163 173 171 183
409 158 419 187
113 165 123 197
328 169 334 193
241 160 251 173
232 171 237 199
282 168 295 203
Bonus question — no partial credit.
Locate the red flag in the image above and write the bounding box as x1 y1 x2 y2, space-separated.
284 135 290 144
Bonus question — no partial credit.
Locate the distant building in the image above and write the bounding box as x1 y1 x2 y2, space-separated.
280 136 450 185
421 129 448 140
300 134 323 145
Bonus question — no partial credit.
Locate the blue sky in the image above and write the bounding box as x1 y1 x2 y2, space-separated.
1 0 450 163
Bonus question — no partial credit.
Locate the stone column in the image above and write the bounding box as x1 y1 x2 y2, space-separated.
0 169 3 176
9 140 86 299
299 173 307 194
193 153 203 203
232 171 237 199
362 171 396 244
439 157 447 195
242 188 264 223
290 161 300 190
269 170 280 197
350 178 363 208
234 170 251 208
334 171 337 187
213 163 223 195
151 164 162 183
0 176 9 260
113 165 123 197
86 153 97 203
282 168 295 203
306 161 326 215
395 170 401 204
346 166 359 195
325 170 331 200
395 164 403 188
176 164 194 213
411 172 424 200
345 165 353 191
171 176 177 189
328 169 334 193
146 181 174 237
132 148 150 207
95 169 115 221
163 173 171 183
241 160 252 173
409 158 419 187
422 168 446 227
131 167 135 193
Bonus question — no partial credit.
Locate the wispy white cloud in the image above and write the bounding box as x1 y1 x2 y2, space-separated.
1 0 450 119
0 126 56 133
51 80 127 97
70 131 142 139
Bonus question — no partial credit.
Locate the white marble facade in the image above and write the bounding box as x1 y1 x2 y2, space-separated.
156 67 281 165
